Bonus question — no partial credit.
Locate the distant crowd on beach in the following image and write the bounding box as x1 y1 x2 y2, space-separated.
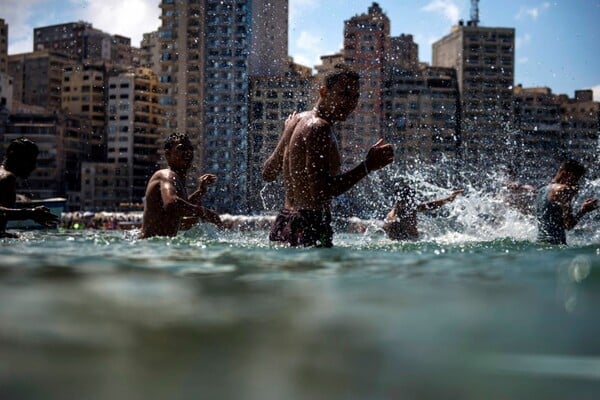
1 64 597 245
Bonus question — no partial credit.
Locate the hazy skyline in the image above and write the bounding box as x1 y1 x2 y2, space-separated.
2 0 599 100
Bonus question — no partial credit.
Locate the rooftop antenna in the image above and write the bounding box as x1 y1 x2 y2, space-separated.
470 0 480 26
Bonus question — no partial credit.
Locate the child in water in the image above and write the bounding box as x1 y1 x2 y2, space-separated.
383 184 463 241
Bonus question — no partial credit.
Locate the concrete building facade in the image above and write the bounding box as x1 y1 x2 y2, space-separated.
33 22 134 67
62 63 107 160
432 22 515 167
383 65 460 166
8 51 71 111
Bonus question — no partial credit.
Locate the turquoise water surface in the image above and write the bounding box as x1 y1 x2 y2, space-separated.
1 220 599 399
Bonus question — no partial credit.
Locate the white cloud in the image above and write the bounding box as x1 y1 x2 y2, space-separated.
421 0 461 23
70 0 161 47
517 57 529 64
289 0 319 28
5 0 160 54
294 30 327 69
515 2 551 21
515 33 532 49
592 85 600 102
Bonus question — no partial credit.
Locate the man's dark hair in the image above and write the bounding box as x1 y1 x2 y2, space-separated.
164 133 192 150
560 159 586 178
4 137 38 161
323 64 360 89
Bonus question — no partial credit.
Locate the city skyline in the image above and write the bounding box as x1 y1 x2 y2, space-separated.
2 0 599 101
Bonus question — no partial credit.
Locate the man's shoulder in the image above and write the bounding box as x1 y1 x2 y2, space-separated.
0 168 16 185
147 169 173 184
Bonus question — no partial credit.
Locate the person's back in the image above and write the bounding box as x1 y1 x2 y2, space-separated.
284 111 341 211
536 183 566 245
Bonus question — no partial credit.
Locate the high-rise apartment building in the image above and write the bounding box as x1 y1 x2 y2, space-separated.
81 67 164 211
512 86 562 183
341 2 390 168
34 22 134 67
388 34 419 71
158 0 288 213
432 21 515 167
140 31 161 75
107 67 163 204
383 65 460 165
0 19 8 75
8 50 71 111
62 63 107 160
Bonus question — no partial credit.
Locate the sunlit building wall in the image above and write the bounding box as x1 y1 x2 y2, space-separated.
140 31 161 75
62 63 107 161
109 68 163 204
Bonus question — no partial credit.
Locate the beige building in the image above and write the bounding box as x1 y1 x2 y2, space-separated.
8 51 71 111
62 63 106 160
140 31 161 76
433 22 515 167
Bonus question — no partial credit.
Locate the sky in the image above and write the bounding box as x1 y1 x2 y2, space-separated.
2 0 599 100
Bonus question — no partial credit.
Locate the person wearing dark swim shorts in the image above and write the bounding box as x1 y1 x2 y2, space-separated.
269 208 333 247
261 64 394 247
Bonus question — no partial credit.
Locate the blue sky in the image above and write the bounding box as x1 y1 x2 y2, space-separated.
2 0 599 100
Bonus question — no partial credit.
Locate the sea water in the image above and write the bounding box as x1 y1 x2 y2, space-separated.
1 181 599 399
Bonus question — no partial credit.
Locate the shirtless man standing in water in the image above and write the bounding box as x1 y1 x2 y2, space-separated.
0 137 59 238
140 133 222 238
262 64 394 247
